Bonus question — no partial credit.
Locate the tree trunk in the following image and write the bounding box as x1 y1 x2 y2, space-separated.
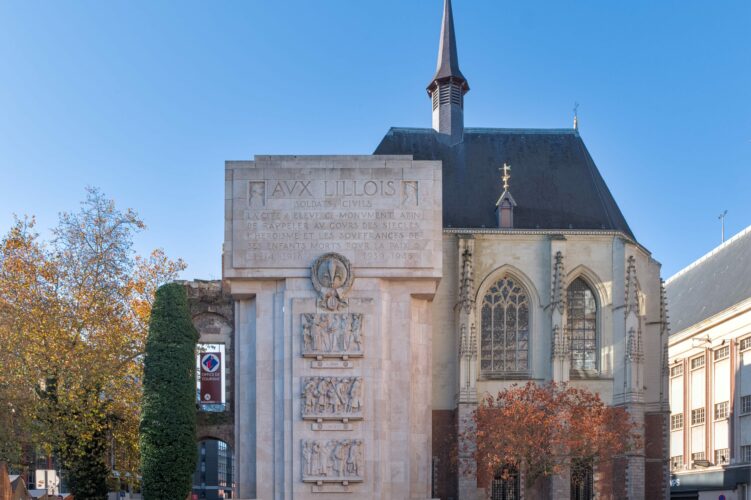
0 461 12 500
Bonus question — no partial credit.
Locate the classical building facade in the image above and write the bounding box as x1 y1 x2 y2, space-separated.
667 226 751 499
188 1 669 498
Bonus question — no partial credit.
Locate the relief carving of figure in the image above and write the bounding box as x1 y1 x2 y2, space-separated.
302 441 313 476
347 378 362 413
303 378 317 414
316 378 328 414
312 315 326 352
324 316 338 352
342 315 354 351
311 441 324 476
347 440 363 476
302 320 313 351
326 379 343 413
248 181 265 208
402 180 418 206
331 440 348 477
351 315 363 351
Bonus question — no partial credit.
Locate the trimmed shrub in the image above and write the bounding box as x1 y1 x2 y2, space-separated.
140 283 198 500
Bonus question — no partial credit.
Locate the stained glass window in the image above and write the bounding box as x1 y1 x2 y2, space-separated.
480 277 530 374
567 278 598 371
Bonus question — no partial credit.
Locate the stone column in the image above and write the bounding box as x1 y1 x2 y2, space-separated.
456 235 479 500
620 253 646 500
549 239 569 385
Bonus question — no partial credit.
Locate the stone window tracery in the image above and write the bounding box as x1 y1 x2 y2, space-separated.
566 278 598 371
480 277 530 374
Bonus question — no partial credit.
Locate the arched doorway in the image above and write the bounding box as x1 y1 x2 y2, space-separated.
192 439 234 499
491 464 520 500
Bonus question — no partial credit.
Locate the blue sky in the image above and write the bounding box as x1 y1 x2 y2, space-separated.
1 1 749 280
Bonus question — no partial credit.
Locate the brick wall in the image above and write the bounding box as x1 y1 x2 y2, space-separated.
644 411 669 499
433 409 458 500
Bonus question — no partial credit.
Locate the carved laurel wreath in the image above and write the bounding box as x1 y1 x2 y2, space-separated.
311 253 354 302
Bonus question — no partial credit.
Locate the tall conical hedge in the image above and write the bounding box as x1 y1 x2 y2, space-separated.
140 283 198 500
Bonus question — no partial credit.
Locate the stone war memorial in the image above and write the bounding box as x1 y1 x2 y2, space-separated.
224 156 443 499
186 0 670 498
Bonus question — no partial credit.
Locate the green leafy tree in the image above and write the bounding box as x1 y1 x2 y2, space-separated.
0 189 185 498
140 283 198 500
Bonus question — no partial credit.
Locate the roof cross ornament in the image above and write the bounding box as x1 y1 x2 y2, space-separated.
495 163 517 227
501 163 511 191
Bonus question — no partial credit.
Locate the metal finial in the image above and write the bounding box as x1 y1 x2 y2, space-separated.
719 210 728 243
573 102 579 130
500 163 511 191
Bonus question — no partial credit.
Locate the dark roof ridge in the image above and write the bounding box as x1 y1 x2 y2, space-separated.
385 126 580 135
466 127 579 135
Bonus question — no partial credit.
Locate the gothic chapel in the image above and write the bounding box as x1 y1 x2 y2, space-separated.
188 1 669 499
374 2 669 497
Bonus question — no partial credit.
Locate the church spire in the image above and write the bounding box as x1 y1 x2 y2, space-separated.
427 0 470 144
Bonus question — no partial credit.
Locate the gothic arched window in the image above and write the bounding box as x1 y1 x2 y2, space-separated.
480 277 530 374
571 458 594 500
567 278 598 371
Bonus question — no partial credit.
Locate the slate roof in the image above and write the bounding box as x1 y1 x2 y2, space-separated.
374 127 635 238
666 225 751 334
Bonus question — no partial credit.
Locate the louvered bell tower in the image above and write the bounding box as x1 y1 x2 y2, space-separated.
427 0 470 145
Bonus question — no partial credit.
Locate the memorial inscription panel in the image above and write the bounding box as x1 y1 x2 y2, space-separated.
229 163 439 270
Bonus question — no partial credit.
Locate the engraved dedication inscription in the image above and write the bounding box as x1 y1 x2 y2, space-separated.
229 163 439 270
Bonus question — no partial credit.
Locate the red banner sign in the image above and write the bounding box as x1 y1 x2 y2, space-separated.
199 352 222 404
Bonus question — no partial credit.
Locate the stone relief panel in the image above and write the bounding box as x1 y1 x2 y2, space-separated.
302 376 363 420
401 180 418 206
302 439 364 483
302 313 363 358
248 181 265 208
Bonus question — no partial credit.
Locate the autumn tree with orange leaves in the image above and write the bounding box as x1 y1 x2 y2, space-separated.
0 188 184 499
465 381 640 492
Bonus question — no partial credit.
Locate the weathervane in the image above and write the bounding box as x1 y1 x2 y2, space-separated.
500 163 511 191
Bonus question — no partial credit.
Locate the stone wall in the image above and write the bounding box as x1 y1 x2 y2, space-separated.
182 280 235 450
224 155 443 499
